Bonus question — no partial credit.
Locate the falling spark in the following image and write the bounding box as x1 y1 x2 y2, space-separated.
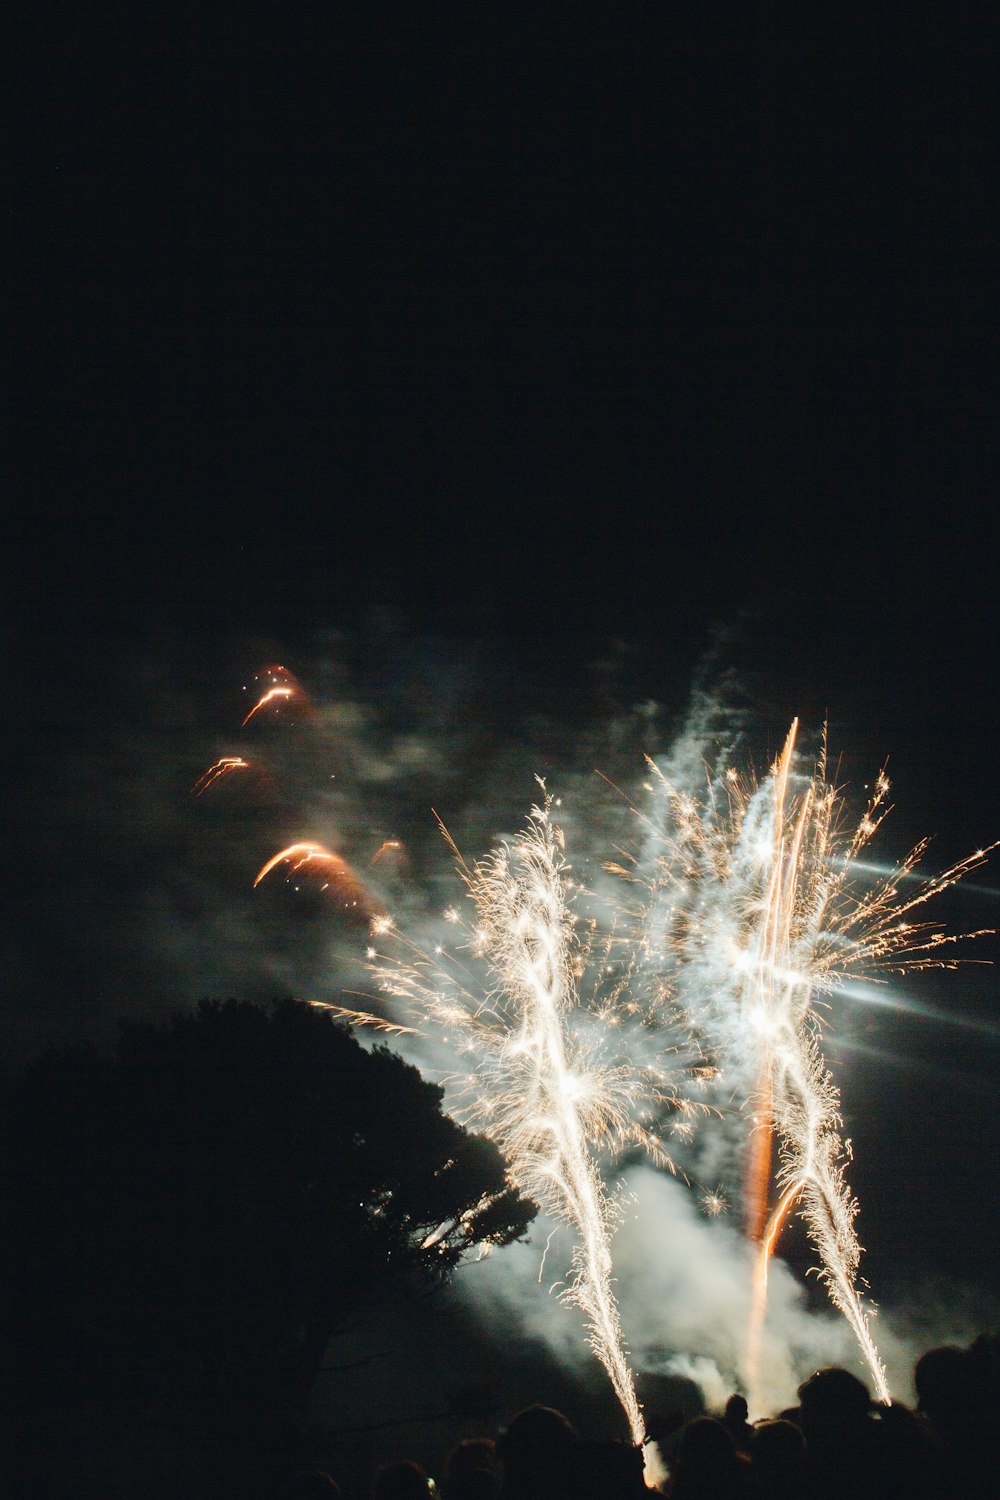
352 791 706 1476
191 756 249 795
632 719 996 1407
254 840 386 923
241 663 312 726
302 998 419 1036
370 838 408 872
242 686 293 725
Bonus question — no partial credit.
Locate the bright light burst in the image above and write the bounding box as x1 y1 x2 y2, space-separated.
625 718 997 1407
337 787 708 1463
195 664 997 1425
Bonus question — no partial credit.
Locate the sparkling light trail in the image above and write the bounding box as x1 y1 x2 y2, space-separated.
242 686 293 725
254 840 387 923
191 756 250 795
629 719 996 1409
194 663 997 1421
241 663 311 726
335 792 708 1477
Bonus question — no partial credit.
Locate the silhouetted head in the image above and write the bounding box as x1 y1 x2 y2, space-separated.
442 1438 500 1500
796 1366 872 1439
724 1394 749 1425
565 1439 646 1500
284 1473 344 1500
914 1343 975 1425
499 1404 577 1450
750 1418 805 1467
372 1460 433 1500
496 1405 578 1499
677 1416 737 1459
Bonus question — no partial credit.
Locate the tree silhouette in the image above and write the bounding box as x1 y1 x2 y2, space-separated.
0 998 537 1421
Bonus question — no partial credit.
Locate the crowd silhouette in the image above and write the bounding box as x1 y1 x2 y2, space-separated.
266 1334 1000 1500
3 1007 996 1498
3 1332 998 1497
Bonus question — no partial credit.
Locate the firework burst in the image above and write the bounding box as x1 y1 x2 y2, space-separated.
335 788 709 1464
624 719 996 1406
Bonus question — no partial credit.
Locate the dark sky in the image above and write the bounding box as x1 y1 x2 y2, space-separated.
10 5 998 651
7 2 1000 1412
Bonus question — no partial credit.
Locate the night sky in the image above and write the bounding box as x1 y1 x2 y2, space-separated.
8 3 1000 1425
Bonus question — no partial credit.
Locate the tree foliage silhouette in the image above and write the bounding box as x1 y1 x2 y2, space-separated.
0 998 537 1409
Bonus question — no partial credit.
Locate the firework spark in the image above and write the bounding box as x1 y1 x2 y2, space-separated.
254 840 386 923
346 792 707 1471
195 659 996 1421
241 663 311 725
369 838 408 873
630 719 996 1407
191 756 251 795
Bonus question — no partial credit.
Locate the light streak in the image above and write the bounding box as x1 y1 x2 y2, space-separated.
254 840 386 923
370 839 407 869
351 792 706 1477
191 756 249 795
241 663 311 725
302 998 419 1036
456 797 647 1448
633 719 996 1409
242 686 293 725
195 658 997 1422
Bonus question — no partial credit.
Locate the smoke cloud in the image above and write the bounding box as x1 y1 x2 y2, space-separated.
10 615 999 1428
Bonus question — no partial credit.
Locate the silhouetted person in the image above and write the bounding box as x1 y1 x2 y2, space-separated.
722 1394 755 1456
914 1341 997 1499
875 1399 938 1500
284 1473 344 1500
665 1416 751 1499
442 1437 501 1500
372 1459 433 1500
496 1404 578 1500
914 1342 979 1437
746 1418 804 1500
565 1438 647 1499
795 1366 886 1499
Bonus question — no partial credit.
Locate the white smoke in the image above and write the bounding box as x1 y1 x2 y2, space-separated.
13 619 997 1431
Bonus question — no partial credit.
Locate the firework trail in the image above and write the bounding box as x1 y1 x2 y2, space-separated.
627 719 996 1408
194 661 996 1417
254 840 387 923
336 790 707 1471
191 756 250 795
460 797 647 1447
241 663 312 725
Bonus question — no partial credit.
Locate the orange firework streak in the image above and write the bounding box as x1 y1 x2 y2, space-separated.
743 721 824 1403
735 722 895 1409
191 757 251 795
744 726 797 1244
242 685 294 725
370 839 405 865
254 841 386 923
241 664 314 726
